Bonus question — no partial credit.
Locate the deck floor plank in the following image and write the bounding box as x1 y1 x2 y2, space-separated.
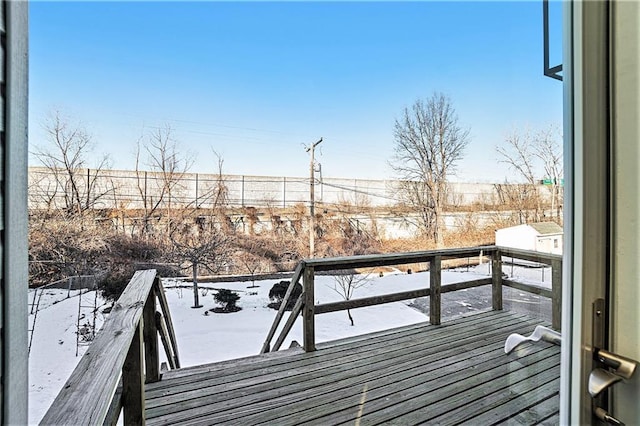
146 315 536 408
501 394 561 426
399 358 560 426
535 413 560 425
408 351 560 425
157 334 543 425
146 316 535 409
145 310 561 426
313 349 559 426
457 378 561 426
148 310 522 392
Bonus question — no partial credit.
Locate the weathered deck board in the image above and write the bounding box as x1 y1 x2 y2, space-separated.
149 310 521 389
148 325 536 423
146 319 538 420
145 310 561 426
309 350 558 426
148 311 525 398
502 394 561 426
145 322 537 422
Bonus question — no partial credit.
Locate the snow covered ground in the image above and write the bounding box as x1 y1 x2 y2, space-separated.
28 261 553 424
28 289 109 424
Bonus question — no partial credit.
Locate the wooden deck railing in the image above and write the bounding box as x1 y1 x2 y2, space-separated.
40 270 180 425
261 245 562 353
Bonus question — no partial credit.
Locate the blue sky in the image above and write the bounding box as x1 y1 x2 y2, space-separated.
29 1 563 182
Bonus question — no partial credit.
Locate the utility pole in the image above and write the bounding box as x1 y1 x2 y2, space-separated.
306 138 323 258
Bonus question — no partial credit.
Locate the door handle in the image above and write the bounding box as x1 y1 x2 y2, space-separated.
588 346 639 425
588 368 622 398
588 349 638 397
594 349 638 379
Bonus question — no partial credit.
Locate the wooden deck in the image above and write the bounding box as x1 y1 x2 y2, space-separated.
144 310 561 425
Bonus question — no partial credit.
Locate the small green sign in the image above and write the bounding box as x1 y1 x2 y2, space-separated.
540 178 564 186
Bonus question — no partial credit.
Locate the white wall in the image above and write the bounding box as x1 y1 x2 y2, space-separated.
495 225 537 251
535 234 563 255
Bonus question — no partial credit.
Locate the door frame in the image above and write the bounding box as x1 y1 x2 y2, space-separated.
562 1 615 423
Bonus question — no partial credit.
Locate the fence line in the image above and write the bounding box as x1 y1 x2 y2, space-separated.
28 167 556 211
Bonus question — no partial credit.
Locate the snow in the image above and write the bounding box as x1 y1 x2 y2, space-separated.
28 289 109 424
162 271 434 367
27 263 552 424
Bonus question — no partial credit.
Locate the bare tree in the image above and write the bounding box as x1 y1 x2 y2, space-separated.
496 129 541 222
390 93 470 245
496 125 563 223
32 112 112 218
135 125 193 235
167 150 233 307
329 270 371 326
28 168 60 215
535 126 563 221
170 221 232 308
493 182 540 225
496 130 538 185
207 150 232 231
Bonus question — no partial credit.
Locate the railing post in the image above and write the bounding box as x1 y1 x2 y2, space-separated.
303 266 316 352
143 286 159 383
122 321 145 425
551 259 562 330
154 278 180 368
492 249 503 311
429 255 441 325
155 311 177 369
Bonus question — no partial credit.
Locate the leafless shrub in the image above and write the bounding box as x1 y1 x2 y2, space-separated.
443 213 495 248
236 241 270 287
329 270 371 326
28 215 176 299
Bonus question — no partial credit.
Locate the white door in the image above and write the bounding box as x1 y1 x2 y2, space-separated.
564 1 640 423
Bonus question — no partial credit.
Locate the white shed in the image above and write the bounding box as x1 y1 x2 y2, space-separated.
495 222 563 255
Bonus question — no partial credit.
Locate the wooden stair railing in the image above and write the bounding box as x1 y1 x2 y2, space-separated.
40 270 180 425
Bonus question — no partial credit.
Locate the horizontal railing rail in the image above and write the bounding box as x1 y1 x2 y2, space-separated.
263 245 562 353
497 246 563 264
302 245 497 271
314 278 493 315
40 270 180 425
